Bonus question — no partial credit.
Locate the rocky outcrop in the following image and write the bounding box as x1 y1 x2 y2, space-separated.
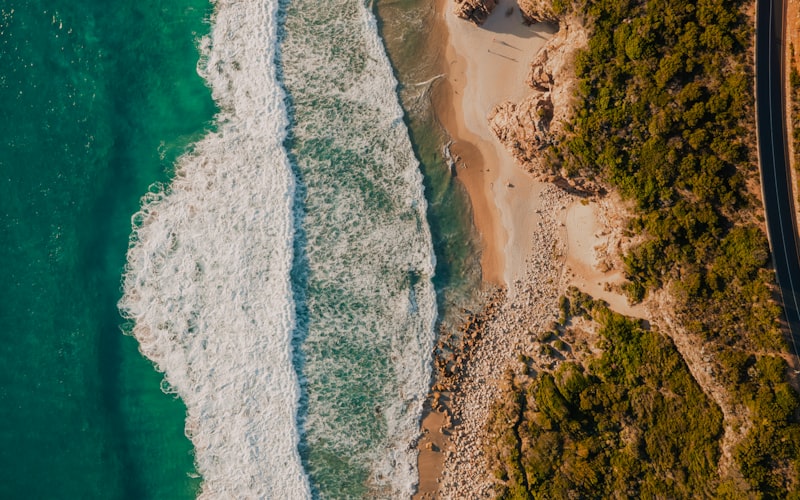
453 0 497 26
517 0 559 23
489 97 555 172
489 16 587 175
528 60 554 92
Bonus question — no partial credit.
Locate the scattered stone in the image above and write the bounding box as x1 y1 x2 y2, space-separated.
434 185 576 499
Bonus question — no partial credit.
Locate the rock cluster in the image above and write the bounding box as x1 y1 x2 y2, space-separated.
433 290 505 384
435 185 576 498
453 0 497 25
488 96 555 173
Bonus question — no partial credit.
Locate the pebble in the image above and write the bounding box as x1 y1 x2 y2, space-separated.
434 185 575 498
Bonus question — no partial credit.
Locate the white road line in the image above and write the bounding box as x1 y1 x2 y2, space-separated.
767 0 800 358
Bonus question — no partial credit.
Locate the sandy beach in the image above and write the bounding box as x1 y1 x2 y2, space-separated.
433 1 556 288
415 1 643 497
415 3 554 495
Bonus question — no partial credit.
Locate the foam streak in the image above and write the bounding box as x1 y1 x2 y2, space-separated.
280 0 438 496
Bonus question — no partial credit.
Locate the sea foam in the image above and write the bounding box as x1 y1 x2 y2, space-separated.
119 0 310 497
280 0 437 496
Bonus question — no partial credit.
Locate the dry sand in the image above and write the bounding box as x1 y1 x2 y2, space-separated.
563 197 648 319
436 1 556 288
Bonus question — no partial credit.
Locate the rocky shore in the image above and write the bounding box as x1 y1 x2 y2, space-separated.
425 184 575 498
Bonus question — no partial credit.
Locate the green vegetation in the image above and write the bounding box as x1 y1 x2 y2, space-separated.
525 0 800 492
553 0 782 351
729 354 800 496
486 300 723 498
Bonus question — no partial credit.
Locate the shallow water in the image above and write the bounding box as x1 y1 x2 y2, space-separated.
375 0 483 327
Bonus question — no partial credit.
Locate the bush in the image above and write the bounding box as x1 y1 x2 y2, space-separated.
485 304 724 497
549 0 800 489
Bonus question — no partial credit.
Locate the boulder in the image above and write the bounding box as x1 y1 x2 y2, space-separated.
453 0 497 26
528 47 555 91
488 94 555 171
529 63 554 92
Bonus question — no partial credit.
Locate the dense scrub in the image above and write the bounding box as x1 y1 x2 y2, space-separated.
486 298 724 498
489 0 800 493
554 0 783 351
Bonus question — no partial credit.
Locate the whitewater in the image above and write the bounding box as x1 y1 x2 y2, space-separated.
120 0 437 497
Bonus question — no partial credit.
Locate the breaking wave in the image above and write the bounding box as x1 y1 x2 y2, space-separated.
121 0 437 496
279 0 437 496
119 0 310 497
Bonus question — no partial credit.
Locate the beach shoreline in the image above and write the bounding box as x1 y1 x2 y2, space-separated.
414 1 644 497
431 0 556 289
415 0 556 496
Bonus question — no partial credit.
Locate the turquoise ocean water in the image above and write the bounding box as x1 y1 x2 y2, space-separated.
1 0 479 497
0 0 215 498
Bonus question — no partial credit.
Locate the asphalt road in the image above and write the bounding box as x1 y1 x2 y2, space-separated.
756 0 800 359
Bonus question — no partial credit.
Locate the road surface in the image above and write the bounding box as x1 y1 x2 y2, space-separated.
756 0 800 359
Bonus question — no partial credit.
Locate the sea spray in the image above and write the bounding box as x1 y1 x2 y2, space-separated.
280 0 437 496
119 0 310 497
